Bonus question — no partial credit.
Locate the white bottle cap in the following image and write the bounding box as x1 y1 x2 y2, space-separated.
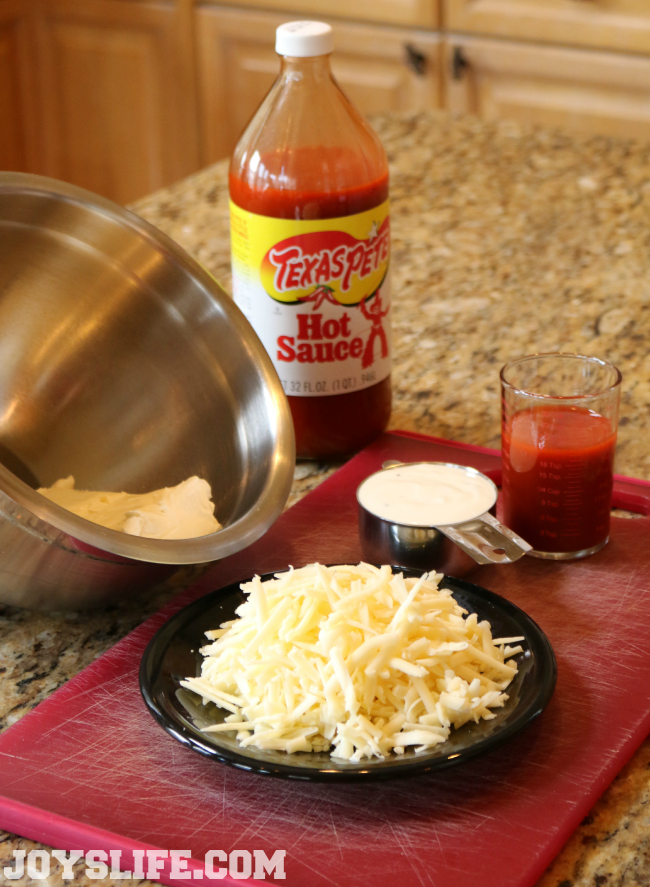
275 21 333 57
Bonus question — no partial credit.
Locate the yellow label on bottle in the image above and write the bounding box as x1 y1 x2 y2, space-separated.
231 199 390 305
230 199 391 398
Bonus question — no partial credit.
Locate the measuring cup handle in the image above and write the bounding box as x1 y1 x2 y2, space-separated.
440 512 532 565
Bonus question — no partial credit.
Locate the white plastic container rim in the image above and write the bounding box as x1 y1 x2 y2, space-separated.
276 21 333 57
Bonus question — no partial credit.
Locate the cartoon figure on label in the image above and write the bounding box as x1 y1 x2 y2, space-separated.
359 292 389 369
298 284 337 310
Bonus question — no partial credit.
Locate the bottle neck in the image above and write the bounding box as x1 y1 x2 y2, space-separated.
230 48 388 217
279 54 333 85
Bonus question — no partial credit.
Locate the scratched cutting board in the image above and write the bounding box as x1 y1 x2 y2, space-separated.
1 431 650 887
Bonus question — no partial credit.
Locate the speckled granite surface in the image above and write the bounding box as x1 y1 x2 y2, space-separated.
2 111 650 885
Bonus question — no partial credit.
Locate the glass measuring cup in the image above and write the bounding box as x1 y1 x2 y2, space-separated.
500 353 621 560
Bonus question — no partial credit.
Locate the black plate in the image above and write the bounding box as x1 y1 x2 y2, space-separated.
139 569 556 782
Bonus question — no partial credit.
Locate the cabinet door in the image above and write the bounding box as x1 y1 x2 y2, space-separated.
0 0 40 173
199 0 438 28
196 6 442 165
444 36 650 142
34 0 199 204
445 0 650 55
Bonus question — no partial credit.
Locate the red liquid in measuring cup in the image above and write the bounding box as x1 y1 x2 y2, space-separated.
501 405 616 553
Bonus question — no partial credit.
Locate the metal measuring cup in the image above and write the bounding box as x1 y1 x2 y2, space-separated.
357 461 532 577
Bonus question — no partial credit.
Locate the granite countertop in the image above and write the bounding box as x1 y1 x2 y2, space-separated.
2 111 650 884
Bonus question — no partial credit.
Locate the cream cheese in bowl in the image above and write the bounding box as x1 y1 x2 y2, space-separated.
38 476 221 540
357 462 497 527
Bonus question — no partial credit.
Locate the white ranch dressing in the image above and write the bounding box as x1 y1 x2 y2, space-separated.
357 462 496 527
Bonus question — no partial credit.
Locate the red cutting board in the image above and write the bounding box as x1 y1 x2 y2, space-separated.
1 431 650 887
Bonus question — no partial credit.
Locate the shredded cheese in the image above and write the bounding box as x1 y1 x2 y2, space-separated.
181 563 521 762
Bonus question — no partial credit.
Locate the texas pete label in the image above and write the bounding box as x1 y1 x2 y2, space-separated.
230 199 391 397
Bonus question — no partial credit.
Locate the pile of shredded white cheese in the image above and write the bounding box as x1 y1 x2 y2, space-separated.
182 563 523 762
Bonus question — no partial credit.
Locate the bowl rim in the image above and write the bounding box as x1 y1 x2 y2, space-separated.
0 172 295 565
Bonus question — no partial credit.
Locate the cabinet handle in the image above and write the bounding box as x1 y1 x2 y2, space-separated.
404 43 427 76
452 46 469 80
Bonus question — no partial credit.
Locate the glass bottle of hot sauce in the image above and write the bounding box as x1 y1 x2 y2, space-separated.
229 21 391 460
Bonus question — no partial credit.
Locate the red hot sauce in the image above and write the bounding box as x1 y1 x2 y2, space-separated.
501 404 616 554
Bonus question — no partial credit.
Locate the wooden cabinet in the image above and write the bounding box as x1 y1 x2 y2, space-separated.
6 0 650 204
26 0 200 204
210 0 438 28
445 0 650 56
196 6 442 166
444 36 650 141
0 0 40 173
2 0 441 202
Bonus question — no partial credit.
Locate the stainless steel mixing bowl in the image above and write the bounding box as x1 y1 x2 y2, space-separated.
0 172 295 609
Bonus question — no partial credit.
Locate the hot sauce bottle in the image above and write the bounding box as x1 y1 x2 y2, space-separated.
229 21 391 459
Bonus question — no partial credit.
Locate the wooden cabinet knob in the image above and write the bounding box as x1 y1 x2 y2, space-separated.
452 46 469 80
404 43 427 76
